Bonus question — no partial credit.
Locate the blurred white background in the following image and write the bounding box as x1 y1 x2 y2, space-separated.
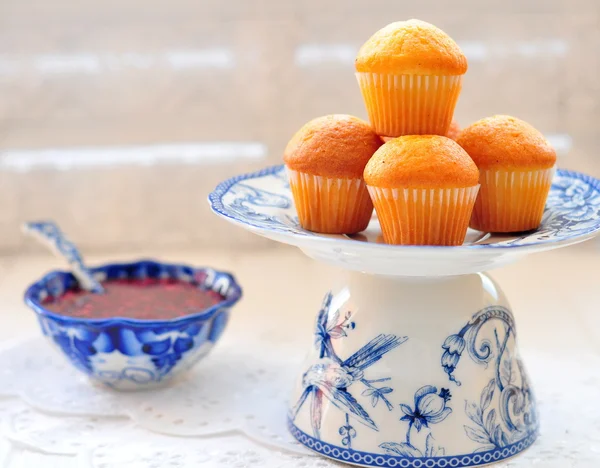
0 0 598 253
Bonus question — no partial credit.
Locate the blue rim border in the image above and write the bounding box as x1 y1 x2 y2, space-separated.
208 164 600 251
288 419 538 468
24 259 243 327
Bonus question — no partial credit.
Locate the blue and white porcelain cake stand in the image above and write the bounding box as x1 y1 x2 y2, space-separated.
209 165 600 468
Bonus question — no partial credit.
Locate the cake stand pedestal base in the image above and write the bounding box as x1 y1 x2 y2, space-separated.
288 271 538 468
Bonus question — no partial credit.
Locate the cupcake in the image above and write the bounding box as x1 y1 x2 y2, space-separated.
364 136 479 245
355 19 467 138
446 119 461 141
284 115 383 234
456 115 556 232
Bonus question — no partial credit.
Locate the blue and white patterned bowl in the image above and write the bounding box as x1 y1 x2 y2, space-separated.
24 260 242 391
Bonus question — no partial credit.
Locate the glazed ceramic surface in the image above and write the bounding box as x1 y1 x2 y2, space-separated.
209 165 600 467
24 260 242 391
288 273 537 467
209 165 600 276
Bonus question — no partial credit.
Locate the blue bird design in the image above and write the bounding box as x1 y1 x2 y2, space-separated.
291 333 407 438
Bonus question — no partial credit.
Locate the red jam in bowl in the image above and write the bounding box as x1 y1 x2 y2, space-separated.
42 278 224 320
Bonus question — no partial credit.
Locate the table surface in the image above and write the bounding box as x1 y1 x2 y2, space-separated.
0 243 599 467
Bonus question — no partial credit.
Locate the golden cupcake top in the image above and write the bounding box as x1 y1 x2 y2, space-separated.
284 114 383 178
456 115 557 170
355 19 467 75
364 135 479 189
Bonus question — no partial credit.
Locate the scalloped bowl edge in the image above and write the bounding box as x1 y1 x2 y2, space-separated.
23 259 243 391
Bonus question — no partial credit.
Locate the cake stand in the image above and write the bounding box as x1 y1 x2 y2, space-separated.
209 165 600 468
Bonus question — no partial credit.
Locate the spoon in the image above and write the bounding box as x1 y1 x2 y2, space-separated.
22 221 105 294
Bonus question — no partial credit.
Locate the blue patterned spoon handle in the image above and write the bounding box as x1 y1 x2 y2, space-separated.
22 221 105 293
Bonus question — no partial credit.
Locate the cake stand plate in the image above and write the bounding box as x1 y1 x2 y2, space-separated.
209 165 600 468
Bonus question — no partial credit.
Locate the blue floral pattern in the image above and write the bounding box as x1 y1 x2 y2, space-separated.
339 414 357 449
226 182 300 234
548 175 600 221
288 297 540 467
25 260 242 390
38 321 99 373
380 386 451 458
289 420 538 468
400 386 452 435
209 165 600 249
440 306 538 453
290 292 407 439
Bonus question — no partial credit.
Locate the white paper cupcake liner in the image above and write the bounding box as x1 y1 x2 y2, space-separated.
356 72 463 137
471 167 556 232
287 169 373 234
367 185 479 245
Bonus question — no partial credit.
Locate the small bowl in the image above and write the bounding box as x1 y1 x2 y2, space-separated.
24 259 242 391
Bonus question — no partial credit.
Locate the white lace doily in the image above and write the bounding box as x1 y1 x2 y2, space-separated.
0 337 599 467
0 338 308 455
